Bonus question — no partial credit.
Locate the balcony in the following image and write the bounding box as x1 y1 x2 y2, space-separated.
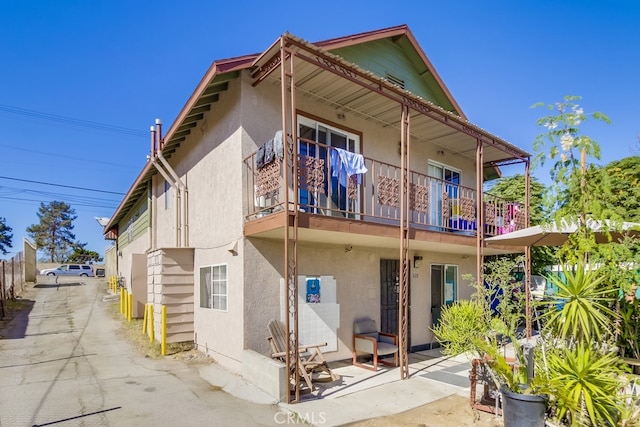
244 139 525 241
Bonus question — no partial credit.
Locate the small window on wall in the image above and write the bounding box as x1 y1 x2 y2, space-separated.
199 264 227 311
164 180 171 210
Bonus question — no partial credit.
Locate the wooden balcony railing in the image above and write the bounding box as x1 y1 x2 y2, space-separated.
244 139 524 237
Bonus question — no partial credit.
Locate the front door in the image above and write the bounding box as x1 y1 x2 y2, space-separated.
380 259 410 348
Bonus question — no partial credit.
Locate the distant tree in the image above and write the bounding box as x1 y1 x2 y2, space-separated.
0 217 13 255
26 201 78 262
592 156 640 222
485 174 547 225
485 175 555 273
67 242 103 263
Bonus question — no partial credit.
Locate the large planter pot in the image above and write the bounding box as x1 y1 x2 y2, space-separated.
501 385 546 427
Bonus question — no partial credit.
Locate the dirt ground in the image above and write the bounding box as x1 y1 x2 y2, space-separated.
346 393 504 427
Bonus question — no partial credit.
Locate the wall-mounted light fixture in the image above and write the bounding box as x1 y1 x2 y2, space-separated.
413 255 423 268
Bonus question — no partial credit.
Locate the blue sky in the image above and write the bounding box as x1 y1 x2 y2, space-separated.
1 1 638 258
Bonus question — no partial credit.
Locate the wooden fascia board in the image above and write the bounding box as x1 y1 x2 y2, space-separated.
312 24 409 50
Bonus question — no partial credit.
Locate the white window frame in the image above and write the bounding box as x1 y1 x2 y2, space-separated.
427 161 461 227
199 264 228 311
297 115 362 216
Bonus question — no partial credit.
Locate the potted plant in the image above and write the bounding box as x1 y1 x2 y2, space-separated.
433 256 547 427
434 254 637 427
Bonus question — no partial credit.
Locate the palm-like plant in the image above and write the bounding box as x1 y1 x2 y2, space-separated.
544 344 623 426
542 260 616 343
538 259 628 426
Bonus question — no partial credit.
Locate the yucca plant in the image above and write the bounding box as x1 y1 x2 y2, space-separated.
542 343 624 426
542 260 617 343
539 260 628 426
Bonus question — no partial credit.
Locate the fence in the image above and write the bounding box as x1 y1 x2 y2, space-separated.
1 252 24 320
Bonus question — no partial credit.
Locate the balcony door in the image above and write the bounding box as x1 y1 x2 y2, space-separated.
427 161 460 229
297 116 361 216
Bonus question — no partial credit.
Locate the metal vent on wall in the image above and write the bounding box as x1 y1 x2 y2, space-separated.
385 72 405 89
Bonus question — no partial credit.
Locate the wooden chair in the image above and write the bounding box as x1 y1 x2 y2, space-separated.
352 318 399 371
267 319 338 391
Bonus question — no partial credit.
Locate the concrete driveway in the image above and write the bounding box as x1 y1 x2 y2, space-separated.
0 277 281 427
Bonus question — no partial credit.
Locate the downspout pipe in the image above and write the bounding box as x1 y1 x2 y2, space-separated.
155 118 188 248
150 121 181 247
156 149 187 247
151 155 181 247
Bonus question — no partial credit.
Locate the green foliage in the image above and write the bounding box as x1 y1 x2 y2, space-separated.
435 257 533 393
485 174 557 272
593 156 640 222
0 217 13 255
431 299 487 357
543 344 624 427
26 201 78 262
531 96 633 426
541 261 616 344
618 294 640 359
486 174 548 225
67 243 103 263
532 95 611 225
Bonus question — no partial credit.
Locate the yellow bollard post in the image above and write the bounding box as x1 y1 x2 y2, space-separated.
149 304 154 343
161 305 167 356
128 293 133 322
123 290 128 318
119 288 124 314
142 303 148 333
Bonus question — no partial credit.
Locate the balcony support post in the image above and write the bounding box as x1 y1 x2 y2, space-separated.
476 139 484 289
398 104 411 380
280 37 301 403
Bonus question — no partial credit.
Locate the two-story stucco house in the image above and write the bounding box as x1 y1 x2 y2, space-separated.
103 24 531 402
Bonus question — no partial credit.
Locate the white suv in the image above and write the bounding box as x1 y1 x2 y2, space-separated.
40 264 95 277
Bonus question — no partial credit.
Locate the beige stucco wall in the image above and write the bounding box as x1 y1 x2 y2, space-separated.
118 229 150 291
104 245 117 278
243 237 478 362
145 76 248 371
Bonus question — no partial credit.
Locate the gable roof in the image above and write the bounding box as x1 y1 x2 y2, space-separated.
313 24 466 119
104 25 527 235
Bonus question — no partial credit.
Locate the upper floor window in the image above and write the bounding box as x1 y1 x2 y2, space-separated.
297 115 362 215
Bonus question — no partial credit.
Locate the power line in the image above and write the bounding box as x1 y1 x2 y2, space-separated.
0 104 148 137
0 195 118 210
0 176 126 195
0 144 140 170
